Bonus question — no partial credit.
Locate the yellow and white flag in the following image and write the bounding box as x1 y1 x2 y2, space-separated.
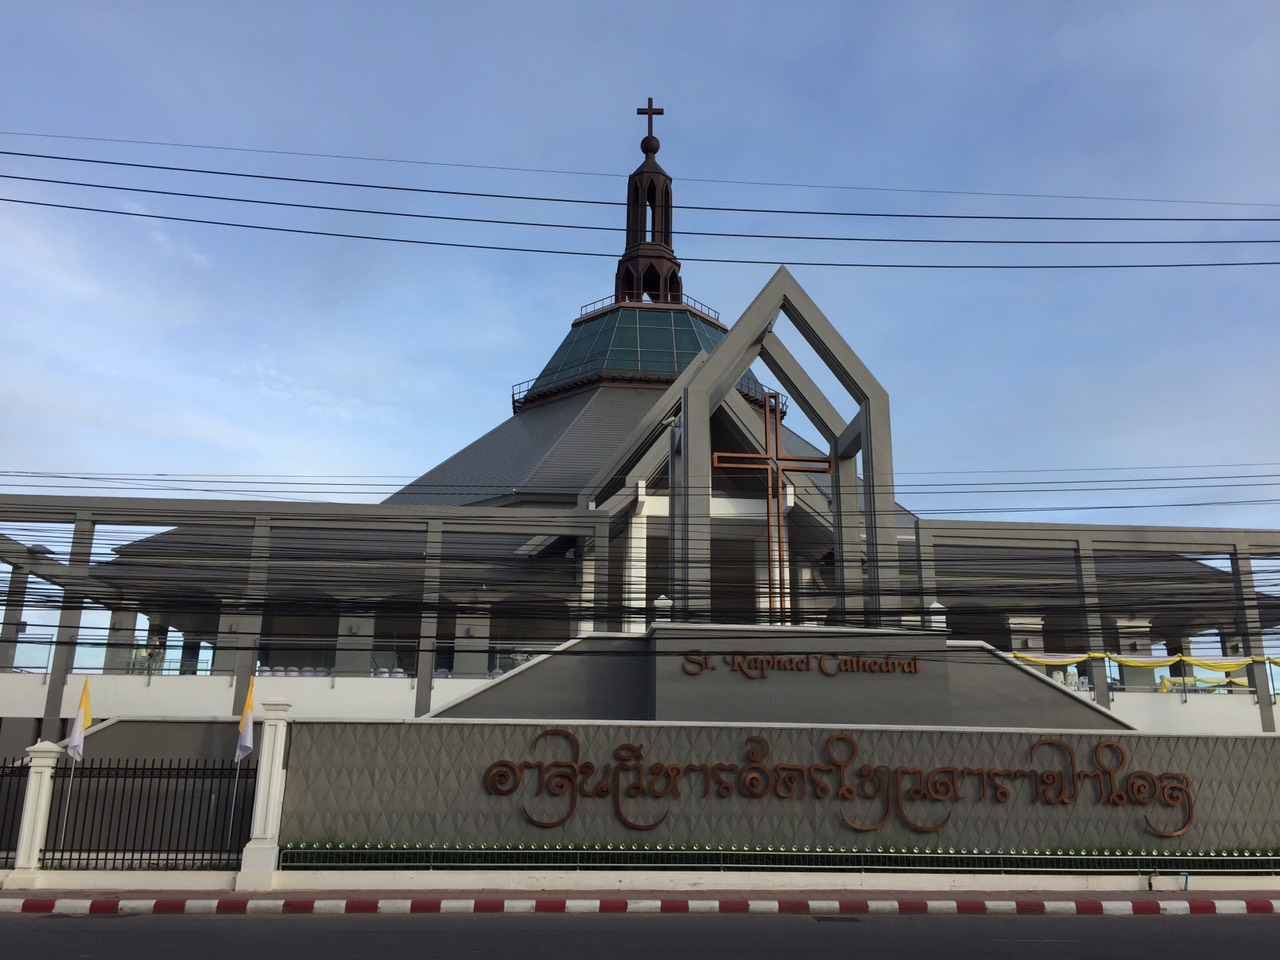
235 676 255 762
66 678 92 762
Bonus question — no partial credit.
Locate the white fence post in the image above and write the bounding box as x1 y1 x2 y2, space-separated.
2 741 64 890
235 699 291 891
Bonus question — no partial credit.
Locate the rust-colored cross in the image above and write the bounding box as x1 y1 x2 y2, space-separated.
636 97 664 137
712 392 833 622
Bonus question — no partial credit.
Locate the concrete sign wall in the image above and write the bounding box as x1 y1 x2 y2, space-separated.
437 625 1125 730
281 720 1280 853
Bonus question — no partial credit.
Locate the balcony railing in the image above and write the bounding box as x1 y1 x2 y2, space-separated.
1 636 419 679
579 292 719 321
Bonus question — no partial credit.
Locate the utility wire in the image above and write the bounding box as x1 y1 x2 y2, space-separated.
9 461 1280 478
6 197 1280 269
3 129 1277 210
5 172 1279 246
4 469 1280 491
5 150 1280 223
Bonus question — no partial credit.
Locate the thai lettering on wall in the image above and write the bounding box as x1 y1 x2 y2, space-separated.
482 730 1193 838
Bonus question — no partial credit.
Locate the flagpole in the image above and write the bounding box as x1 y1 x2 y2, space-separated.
56 756 77 857
226 758 242 850
59 678 92 864
229 675 255 854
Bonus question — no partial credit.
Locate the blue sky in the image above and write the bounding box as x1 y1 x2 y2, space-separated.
2 0 1279 529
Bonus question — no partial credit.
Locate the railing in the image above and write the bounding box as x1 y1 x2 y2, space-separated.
579 293 720 321
255 665 417 679
2 637 226 677
279 842 1280 876
737 377 788 414
42 759 255 870
1020 650 1279 704
5 633 54 673
0 757 28 868
3 635 421 679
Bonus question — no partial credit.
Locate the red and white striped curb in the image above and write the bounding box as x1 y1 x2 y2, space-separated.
2 897 1279 916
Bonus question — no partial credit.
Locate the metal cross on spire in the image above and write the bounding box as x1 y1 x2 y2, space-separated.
636 97 664 137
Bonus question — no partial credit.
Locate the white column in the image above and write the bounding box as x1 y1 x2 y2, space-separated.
925 600 947 631
235 699 291 891
1007 614 1051 677
1007 613 1046 649
2 741 64 889
625 507 648 634
577 532 598 635
775 484 795 623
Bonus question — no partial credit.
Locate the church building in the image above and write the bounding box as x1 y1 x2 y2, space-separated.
1 102 1279 755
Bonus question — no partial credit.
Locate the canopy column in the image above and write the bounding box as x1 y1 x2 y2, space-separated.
40 516 94 741
0 564 30 670
103 609 139 673
1231 548 1275 732
1073 539 1111 711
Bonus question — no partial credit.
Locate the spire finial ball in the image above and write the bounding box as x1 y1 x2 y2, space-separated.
641 134 660 156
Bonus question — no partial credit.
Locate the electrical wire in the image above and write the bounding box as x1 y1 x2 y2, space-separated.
6 197 1280 269
3 129 1278 210
6 172 1280 246
5 149 1280 223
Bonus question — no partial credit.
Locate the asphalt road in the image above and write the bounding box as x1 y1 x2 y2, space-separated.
3 913 1276 959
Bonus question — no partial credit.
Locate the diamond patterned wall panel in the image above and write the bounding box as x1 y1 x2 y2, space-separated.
280 721 1280 852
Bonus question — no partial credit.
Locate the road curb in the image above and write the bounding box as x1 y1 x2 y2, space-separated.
2 896 1279 916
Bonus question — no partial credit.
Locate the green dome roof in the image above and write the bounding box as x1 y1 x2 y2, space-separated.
538 304 722 381
516 303 764 410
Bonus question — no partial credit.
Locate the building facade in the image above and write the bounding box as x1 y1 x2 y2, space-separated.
2 108 1279 755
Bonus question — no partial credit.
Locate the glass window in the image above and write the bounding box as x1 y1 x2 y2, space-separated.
674 328 701 352
539 340 571 374
563 330 594 363
585 314 616 351
638 326 674 351
697 324 725 352
638 351 676 372
612 324 638 349
638 309 670 327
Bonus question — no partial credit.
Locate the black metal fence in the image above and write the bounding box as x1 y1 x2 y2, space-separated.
42 759 256 870
279 843 1280 876
1 758 29 868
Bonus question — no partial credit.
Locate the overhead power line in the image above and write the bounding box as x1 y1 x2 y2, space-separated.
3 469 1279 492
6 197 1280 270
5 149 1280 223
4 129 1278 210
0 465 1278 513
5 172 1279 247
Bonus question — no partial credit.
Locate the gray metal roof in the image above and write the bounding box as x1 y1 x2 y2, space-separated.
384 385 670 507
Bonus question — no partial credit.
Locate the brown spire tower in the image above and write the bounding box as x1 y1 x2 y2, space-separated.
614 98 683 304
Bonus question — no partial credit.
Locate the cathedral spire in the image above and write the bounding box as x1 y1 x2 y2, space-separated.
614 98 683 305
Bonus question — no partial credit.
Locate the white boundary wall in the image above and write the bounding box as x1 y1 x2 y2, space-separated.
1110 691 1267 735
